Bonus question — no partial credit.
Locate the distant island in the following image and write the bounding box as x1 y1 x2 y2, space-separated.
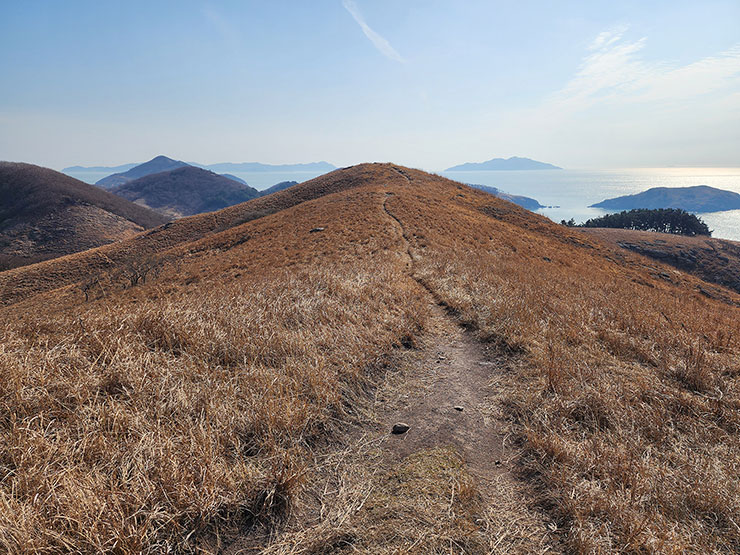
63 162 139 173
468 184 543 211
445 156 562 172
590 185 740 213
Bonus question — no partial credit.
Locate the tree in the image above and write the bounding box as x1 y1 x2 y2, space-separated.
575 209 710 236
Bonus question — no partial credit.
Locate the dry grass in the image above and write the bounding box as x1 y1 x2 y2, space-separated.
4 162 740 552
583 227 740 297
263 446 491 554
0 261 426 553
388 179 740 552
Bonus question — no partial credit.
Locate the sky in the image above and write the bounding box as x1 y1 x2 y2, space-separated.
0 0 739 171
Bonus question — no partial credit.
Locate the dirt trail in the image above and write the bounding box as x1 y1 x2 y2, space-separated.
379 184 554 551
380 191 511 485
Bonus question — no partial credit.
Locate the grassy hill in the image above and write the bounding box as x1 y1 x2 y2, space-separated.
2 163 740 553
111 166 261 218
0 162 168 270
583 227 740 295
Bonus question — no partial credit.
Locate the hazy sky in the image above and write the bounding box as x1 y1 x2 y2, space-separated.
1 0 739 170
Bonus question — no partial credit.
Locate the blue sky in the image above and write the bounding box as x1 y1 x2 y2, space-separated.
1 0 739 170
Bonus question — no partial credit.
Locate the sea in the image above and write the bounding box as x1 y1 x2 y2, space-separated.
441 167 740 242
66 167 740 242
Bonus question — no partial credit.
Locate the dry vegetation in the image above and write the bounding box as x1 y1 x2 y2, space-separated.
387 174 740 552
3 163 740 552
584 227 740 296
0 261 426 552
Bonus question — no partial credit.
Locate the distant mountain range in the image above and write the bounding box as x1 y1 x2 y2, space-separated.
590 185 740 213
0 162 167 270
98 156 304 218
64 159 336 177
445 157 562 171
196 161 336 173
63 162 138 173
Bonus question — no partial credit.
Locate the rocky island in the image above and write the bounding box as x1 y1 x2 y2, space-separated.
591 185 740 213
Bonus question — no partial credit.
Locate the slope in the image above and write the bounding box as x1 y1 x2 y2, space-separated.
0 164 414 306
2 164 740 553
111 166 261 218
583 227 740 295
0 162 168 270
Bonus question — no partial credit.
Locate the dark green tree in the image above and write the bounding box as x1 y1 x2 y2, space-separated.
575 208 711 236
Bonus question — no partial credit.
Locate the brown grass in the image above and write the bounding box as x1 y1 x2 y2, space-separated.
583 227 740 297
4 163 740 552
0 261 426 552
385 173 740 552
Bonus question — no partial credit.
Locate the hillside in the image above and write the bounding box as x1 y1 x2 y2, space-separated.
469 183 543 210
0 162 168 270
591 184 740 212
110 166 261 218
445 156 562 171
583 227 740 295
2 164 740 553
96 155 189 188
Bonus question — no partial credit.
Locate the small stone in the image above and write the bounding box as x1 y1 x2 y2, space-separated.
454 406 464 412
309 227 325 233
391 422 410 435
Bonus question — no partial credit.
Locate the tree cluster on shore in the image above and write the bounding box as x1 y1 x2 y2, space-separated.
562 208 711 236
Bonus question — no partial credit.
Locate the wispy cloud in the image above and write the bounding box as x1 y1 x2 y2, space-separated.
342 0 405 63
547 26 740 113
477 26 740 166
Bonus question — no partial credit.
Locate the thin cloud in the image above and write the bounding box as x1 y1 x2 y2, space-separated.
478 26 740 167
549 27 740 112
342 0 405 63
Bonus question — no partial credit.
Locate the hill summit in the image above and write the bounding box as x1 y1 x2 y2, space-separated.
96 155 189 189
110 166 261 218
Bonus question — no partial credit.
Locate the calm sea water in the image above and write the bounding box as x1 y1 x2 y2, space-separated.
443 168 740 242
66 167 740 242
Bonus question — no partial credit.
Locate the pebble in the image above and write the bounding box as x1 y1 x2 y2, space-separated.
391 422 410 435
454 406 464 412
